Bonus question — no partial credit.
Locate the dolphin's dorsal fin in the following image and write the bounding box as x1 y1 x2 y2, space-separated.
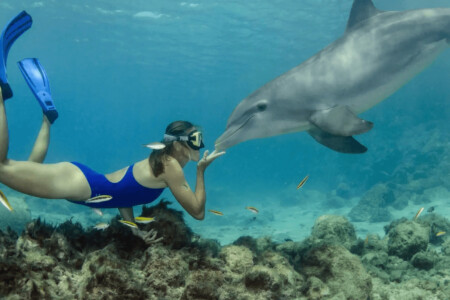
346 0 382 32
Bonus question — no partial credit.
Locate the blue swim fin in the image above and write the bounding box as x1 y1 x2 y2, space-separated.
18 58 58 124
0 11 32 100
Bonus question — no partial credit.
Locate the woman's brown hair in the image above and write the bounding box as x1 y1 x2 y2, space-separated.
149 121 196 177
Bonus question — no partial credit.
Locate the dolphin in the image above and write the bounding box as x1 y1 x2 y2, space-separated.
215 0 450 153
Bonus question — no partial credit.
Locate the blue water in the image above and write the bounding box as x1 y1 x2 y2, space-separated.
1 0 450 237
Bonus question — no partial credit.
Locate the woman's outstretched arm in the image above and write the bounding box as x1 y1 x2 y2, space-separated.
163 150 225 220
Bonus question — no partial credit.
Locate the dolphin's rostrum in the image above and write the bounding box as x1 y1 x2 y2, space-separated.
215 0 450 153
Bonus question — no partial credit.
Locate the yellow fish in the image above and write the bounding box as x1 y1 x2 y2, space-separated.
414 207 424 221
245 206 259 214
208 209 223 216
135 216 155 224
297 175 309 190
92 208 103 216
85 195 113 203
364 235 369 246
143 142 166 150
119 220 139 229
0 189 13 211
93 223 109 230
436 231 446 237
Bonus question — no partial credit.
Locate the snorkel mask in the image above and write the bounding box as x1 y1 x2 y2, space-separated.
164 130 205 150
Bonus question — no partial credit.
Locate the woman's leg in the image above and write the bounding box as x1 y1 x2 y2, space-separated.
0 90 91 201
28 115 50 163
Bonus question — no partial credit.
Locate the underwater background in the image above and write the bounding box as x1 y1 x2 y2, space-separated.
2 1 450 299
0 0 449 242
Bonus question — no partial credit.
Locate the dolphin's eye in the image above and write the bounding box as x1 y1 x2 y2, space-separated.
257 103 267 111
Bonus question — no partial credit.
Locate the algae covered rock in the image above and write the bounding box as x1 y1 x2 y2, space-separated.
142 244 190 298
253 251 305 298
411 251 435 270
140 199 193 249
182 270 224 300
302 245 372 299
303 276 330 300
220 245 254 274
387 220 429 260
419 213 450 245
308 215 357 250
244 265 282 292
442 238 450 256
348 183 395 222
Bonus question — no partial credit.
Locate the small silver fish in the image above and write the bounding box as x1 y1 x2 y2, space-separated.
92 208 103 216
135 216 155 224
143 142 166 150
0 190 13 212
208 209 223 216
85 195 113 203
119 220 139 229
297 175 309 190
93 223 109 230
414 207 424 221
245 206 259 214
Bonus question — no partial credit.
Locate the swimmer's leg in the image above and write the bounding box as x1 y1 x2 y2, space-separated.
0 88 9 162
28 115 50 163
0 88 90 200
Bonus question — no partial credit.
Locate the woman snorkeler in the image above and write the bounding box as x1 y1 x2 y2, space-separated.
0 11 225 243
0 81 224 243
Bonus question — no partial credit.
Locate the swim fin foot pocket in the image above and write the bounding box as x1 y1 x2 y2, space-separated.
0 11 32 100
0 82 12 99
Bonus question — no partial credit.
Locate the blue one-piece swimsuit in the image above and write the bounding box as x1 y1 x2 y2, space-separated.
68 162 165 208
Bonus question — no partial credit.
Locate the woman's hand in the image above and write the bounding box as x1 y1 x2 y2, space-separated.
197 150 226 172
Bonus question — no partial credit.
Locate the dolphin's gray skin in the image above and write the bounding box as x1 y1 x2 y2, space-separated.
215 0 450 153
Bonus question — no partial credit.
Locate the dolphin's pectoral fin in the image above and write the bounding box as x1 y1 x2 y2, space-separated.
309 106 373 137
307 127 367 154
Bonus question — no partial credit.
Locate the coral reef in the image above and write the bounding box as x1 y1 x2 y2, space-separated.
0 201 449 299
349 127 450 223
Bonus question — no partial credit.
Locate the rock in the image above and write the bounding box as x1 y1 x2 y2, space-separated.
308 215 356 250
302 245 372 299
303 277 330 300
348 183 395 222
411 251 435 270
391 193 409 210
182 270 224 300
442 239 450 256
140 199 193 249
220 245 254 274
257 251 305 296
419 213 450 245
244 265 282 292
387 220 429 260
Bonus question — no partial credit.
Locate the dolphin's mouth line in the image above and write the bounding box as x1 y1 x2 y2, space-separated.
216 114 255 144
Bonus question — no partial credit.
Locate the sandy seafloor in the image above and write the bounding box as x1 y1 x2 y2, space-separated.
7 184 447 246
